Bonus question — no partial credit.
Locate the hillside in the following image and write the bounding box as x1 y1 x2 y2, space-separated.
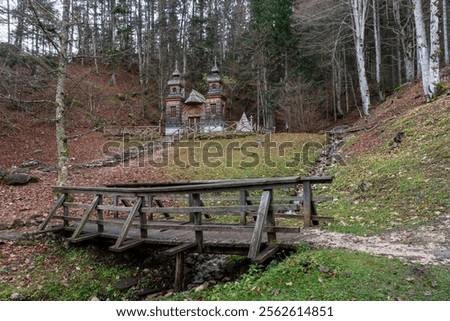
0 62 156 168
0 64 449 301
164 74 450 301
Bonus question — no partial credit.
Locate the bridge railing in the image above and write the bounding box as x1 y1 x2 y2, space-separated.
39 176 333 260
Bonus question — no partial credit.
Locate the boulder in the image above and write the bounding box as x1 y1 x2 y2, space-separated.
19 159 44 168
12 167 29 174
4 173 39 185
330 125 350 134
0 169 8 180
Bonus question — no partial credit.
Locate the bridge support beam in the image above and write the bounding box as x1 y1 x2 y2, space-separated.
174 252 185 292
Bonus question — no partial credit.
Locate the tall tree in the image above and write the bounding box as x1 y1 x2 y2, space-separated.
372 0 384 102
412 0 441 101
28 0 71 186
428 0 440 93
249 0 296 130
350 0 370 117
444 0 449 65
393 0 415 82
54 0 71 186
13 0 27 50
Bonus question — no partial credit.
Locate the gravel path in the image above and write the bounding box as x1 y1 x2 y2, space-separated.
285 214 450 265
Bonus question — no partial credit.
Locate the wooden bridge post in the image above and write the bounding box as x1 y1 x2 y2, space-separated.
302 180 312 227
239 190 249 225
140 196 148 239
110 197 144 251
113 194 119 218
248 189 273 260
147 195 154 221
174 252 185 292
97 194 104 233
266 191 276 244
190 193 203 253
63 194 69 227
70 195 101 242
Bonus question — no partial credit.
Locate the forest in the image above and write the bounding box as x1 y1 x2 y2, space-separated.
1 0 450 306
0 0 448 132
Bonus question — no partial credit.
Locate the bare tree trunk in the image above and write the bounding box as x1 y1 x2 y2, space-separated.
373 0 385 101
93 0 99 75
6 0 10 44
397 33 403 84
14 0 25 49
350 0 370 117
429 0 440 94
256 67 261 131
55 0 71 187
412 0 440 100
340 46 351 113
393 0 414 82
413 0 431 99
444 0 449 65
332 50 344 119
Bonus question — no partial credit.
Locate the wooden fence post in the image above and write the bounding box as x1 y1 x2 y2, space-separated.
302 180 312 227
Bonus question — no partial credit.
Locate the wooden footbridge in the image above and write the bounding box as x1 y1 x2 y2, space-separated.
38 176 333 291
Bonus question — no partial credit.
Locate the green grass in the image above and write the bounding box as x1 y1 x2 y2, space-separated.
318 103 450 235
166 133 324 180
0 239 135 301
166 246 450 301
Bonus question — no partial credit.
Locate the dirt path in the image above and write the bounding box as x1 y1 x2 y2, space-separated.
285 214 450 266
285 128 450 266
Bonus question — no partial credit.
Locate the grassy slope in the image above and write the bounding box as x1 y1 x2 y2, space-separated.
170 246 450 301
2 81 449 301
165 84 450 301
321 91 449 235
0 239 135 300
166 133 324 181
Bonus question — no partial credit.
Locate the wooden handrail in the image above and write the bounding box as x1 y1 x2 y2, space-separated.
39 176 334 292
54 176 332 195
40 176 333 261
